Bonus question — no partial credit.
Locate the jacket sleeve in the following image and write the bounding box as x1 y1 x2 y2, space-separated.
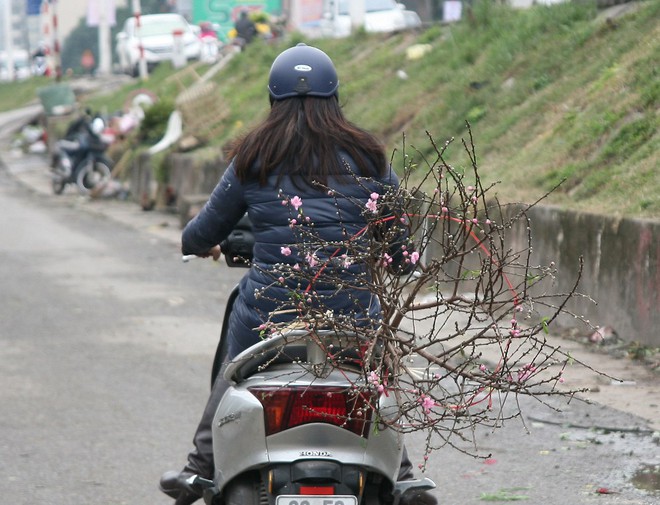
181 162 248 255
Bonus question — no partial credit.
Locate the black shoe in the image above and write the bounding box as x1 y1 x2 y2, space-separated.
159 470 202 505
400 490 438 505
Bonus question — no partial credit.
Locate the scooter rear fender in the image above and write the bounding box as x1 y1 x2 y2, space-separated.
262 423 403 484
212 377 403 493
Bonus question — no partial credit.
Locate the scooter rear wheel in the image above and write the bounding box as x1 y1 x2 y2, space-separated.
76 159 112 195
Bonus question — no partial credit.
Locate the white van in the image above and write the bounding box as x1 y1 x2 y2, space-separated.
115 13 202 76
321 0 421 38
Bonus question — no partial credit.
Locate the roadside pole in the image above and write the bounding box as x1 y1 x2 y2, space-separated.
97 0 112 75
132 0 148 80
348 0 365 34
3 0 15 81
51 0 61 79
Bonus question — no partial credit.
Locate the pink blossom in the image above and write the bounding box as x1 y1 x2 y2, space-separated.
290 196 303 211
419 395 436 413
370 192 379 200
306 253 318 268
382 253 393 266
280 246 292 256
410 251 420 264
516 364 537 382
366 199 378 213
368 371 380 386
293 263 301 271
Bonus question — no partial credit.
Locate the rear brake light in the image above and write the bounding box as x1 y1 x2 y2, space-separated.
248 386 374 437
299 486 334 495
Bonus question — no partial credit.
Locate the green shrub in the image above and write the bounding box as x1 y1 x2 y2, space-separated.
138 99 175 145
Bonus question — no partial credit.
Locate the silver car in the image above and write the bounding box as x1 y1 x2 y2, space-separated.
115 13 202 76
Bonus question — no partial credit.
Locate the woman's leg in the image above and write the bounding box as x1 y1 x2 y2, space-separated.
159 374 230 503
186 373 231 477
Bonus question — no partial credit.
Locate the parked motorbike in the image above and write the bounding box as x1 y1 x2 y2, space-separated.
182 216 436 505
50 113 113 195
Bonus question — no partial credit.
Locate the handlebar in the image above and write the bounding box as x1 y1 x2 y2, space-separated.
181 213 254 267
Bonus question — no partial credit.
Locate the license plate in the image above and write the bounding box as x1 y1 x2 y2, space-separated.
276 495 358 505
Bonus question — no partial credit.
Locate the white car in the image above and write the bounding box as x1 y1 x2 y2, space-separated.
115 13 202 76
321 0 421 38
0 50 32 81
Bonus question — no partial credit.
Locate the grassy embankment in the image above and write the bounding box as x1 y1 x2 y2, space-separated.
2 0 657 218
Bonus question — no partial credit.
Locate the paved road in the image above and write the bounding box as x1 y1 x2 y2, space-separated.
0 155 246 504
1 108 657 505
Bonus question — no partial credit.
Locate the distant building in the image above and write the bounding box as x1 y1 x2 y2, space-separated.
0 0 39 53
0 0 127 56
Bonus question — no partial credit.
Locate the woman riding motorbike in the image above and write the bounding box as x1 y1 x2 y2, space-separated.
159 43 437 505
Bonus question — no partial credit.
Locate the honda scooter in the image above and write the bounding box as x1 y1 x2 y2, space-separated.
183 217 436 505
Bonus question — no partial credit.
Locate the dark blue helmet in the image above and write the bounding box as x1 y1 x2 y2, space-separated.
268 43 339 101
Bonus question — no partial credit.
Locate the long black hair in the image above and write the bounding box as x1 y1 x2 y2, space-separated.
229 96 387 188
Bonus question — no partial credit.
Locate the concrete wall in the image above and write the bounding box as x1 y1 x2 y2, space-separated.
127 153 659 348
510 206 659 347
126 149 227 218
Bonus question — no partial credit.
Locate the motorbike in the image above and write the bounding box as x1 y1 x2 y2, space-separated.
183 216 436 505
50 113 113 195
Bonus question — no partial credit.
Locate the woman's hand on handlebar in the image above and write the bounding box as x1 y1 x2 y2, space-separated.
182 245 221 262
207 245 221 261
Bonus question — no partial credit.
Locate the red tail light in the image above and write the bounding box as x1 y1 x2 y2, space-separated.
248 386 374 437
299 486 335 495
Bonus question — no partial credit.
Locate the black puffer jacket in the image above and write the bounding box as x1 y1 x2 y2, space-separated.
182 153 401 359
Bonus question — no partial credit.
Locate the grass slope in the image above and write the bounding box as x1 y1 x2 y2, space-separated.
212 0 660 218
2 0 657 218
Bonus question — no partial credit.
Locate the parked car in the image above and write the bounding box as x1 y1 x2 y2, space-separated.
115 13 202 76
0 50 32 81
319 0 421 38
